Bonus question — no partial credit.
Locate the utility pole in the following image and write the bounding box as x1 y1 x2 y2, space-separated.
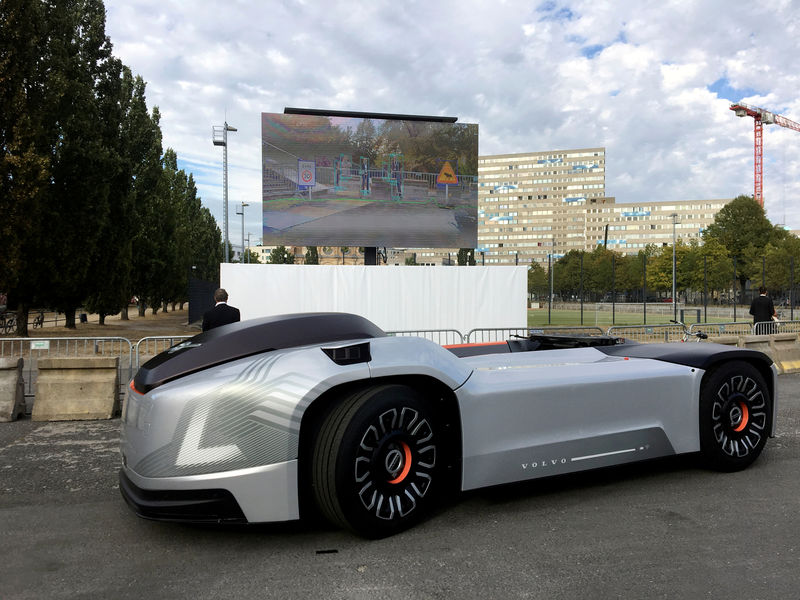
671 213 679 321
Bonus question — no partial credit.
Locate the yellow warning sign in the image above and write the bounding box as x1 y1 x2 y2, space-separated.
437 161 458 184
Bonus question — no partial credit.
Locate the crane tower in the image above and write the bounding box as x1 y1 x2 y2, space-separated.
730 102 800 207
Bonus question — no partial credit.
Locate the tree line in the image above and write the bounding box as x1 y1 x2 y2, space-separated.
529 196 800 305
1 0 222 335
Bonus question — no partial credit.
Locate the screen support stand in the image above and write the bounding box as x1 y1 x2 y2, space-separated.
364 247 378 265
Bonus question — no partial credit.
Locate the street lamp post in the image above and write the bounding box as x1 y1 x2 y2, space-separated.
213 121 237 262
236 201 249 263
671 213 679 321
246 233 254 263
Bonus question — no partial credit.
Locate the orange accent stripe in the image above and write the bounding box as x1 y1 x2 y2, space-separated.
732 402 749 432
129 379 144 395
388 442 413 485
443 341 508 349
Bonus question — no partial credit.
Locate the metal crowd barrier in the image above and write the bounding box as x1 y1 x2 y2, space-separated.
529 326 606 336
692 322 754 337
135 335 192 368
754 319 800 335
386 330 464 345
464 327 530 343
606 323 686 343
0 337 134 408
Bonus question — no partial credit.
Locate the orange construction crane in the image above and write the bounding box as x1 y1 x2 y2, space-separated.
730 102 800 207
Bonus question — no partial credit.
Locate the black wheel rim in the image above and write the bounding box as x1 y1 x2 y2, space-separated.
353 407 436 521
710 373 768 458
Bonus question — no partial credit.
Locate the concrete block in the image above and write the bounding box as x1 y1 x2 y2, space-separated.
0 358 25 422
32 357 119 421
740 334 780 373
769 332 800 374
705 335 740 346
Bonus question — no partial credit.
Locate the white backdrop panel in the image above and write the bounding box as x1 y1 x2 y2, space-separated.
220 264 527 334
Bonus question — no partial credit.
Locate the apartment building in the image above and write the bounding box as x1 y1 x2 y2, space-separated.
406 148 729 266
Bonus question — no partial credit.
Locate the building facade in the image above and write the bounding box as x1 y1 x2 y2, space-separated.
407 148 730 266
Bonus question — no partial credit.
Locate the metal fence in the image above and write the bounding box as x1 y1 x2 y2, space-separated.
606 323 687 343
691 322 755 337
464 327 530 343
753 319 800 335
0 337 134 410
135 336 192 368
464 326 606 343
386 329 465 345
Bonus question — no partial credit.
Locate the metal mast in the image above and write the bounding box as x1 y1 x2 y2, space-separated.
213 121 238 262
730 102 800 207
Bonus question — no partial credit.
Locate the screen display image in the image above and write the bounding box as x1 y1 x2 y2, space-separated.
261 112 478 248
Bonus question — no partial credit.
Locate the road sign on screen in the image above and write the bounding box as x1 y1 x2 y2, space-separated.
298 160 315 188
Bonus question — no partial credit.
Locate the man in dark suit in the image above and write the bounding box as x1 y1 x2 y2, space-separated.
202 288 241 332
749 286 776 333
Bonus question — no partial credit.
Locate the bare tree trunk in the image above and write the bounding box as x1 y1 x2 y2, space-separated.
15 304 29 337
138 302 146 317
64 308 76 329
120 305 129 321
99 313 106 325
162 301 168 313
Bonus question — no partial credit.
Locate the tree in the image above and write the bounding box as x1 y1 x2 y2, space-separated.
17 0 119 330
552 250 585 299
241 248 261 264
0 0 50 295
585 246 617 301
0 0 53 336
763 235 800 294
702 195 786 291
527 262 548 298
457 248 475 266
270 246 295 264
84 64 138 325
351 119 378 167
130 102 165 316
304 246 319 265
188 205 222 282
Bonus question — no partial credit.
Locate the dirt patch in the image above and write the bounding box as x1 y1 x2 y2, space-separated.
5 307 200 342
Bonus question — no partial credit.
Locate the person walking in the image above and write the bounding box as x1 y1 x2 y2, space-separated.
202 288 241 332
749 286 776 334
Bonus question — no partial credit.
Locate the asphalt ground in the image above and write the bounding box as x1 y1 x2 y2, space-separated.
1 375 798 600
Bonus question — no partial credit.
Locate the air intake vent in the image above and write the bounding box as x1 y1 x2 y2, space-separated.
322 342 371 365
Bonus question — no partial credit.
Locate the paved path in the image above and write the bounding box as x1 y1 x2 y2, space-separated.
1 375 798 599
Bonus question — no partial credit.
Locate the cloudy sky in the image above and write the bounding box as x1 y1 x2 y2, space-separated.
104 0 800 249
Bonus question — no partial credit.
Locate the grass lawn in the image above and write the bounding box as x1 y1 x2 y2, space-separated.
527 307 736 328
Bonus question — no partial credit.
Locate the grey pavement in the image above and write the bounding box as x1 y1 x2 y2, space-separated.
1 375 798 600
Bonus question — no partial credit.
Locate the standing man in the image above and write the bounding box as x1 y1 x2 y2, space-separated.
749 286 776 333
202 288 241 332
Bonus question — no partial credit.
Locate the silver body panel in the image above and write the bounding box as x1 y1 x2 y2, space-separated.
455 349 701 489
120 336 778 524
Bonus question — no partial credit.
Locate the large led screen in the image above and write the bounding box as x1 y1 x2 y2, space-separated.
261 112 478 248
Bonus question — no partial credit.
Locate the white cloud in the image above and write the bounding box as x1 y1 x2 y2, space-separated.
103 0 800 236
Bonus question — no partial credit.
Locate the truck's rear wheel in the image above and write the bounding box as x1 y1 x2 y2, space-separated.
699 361 770 472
